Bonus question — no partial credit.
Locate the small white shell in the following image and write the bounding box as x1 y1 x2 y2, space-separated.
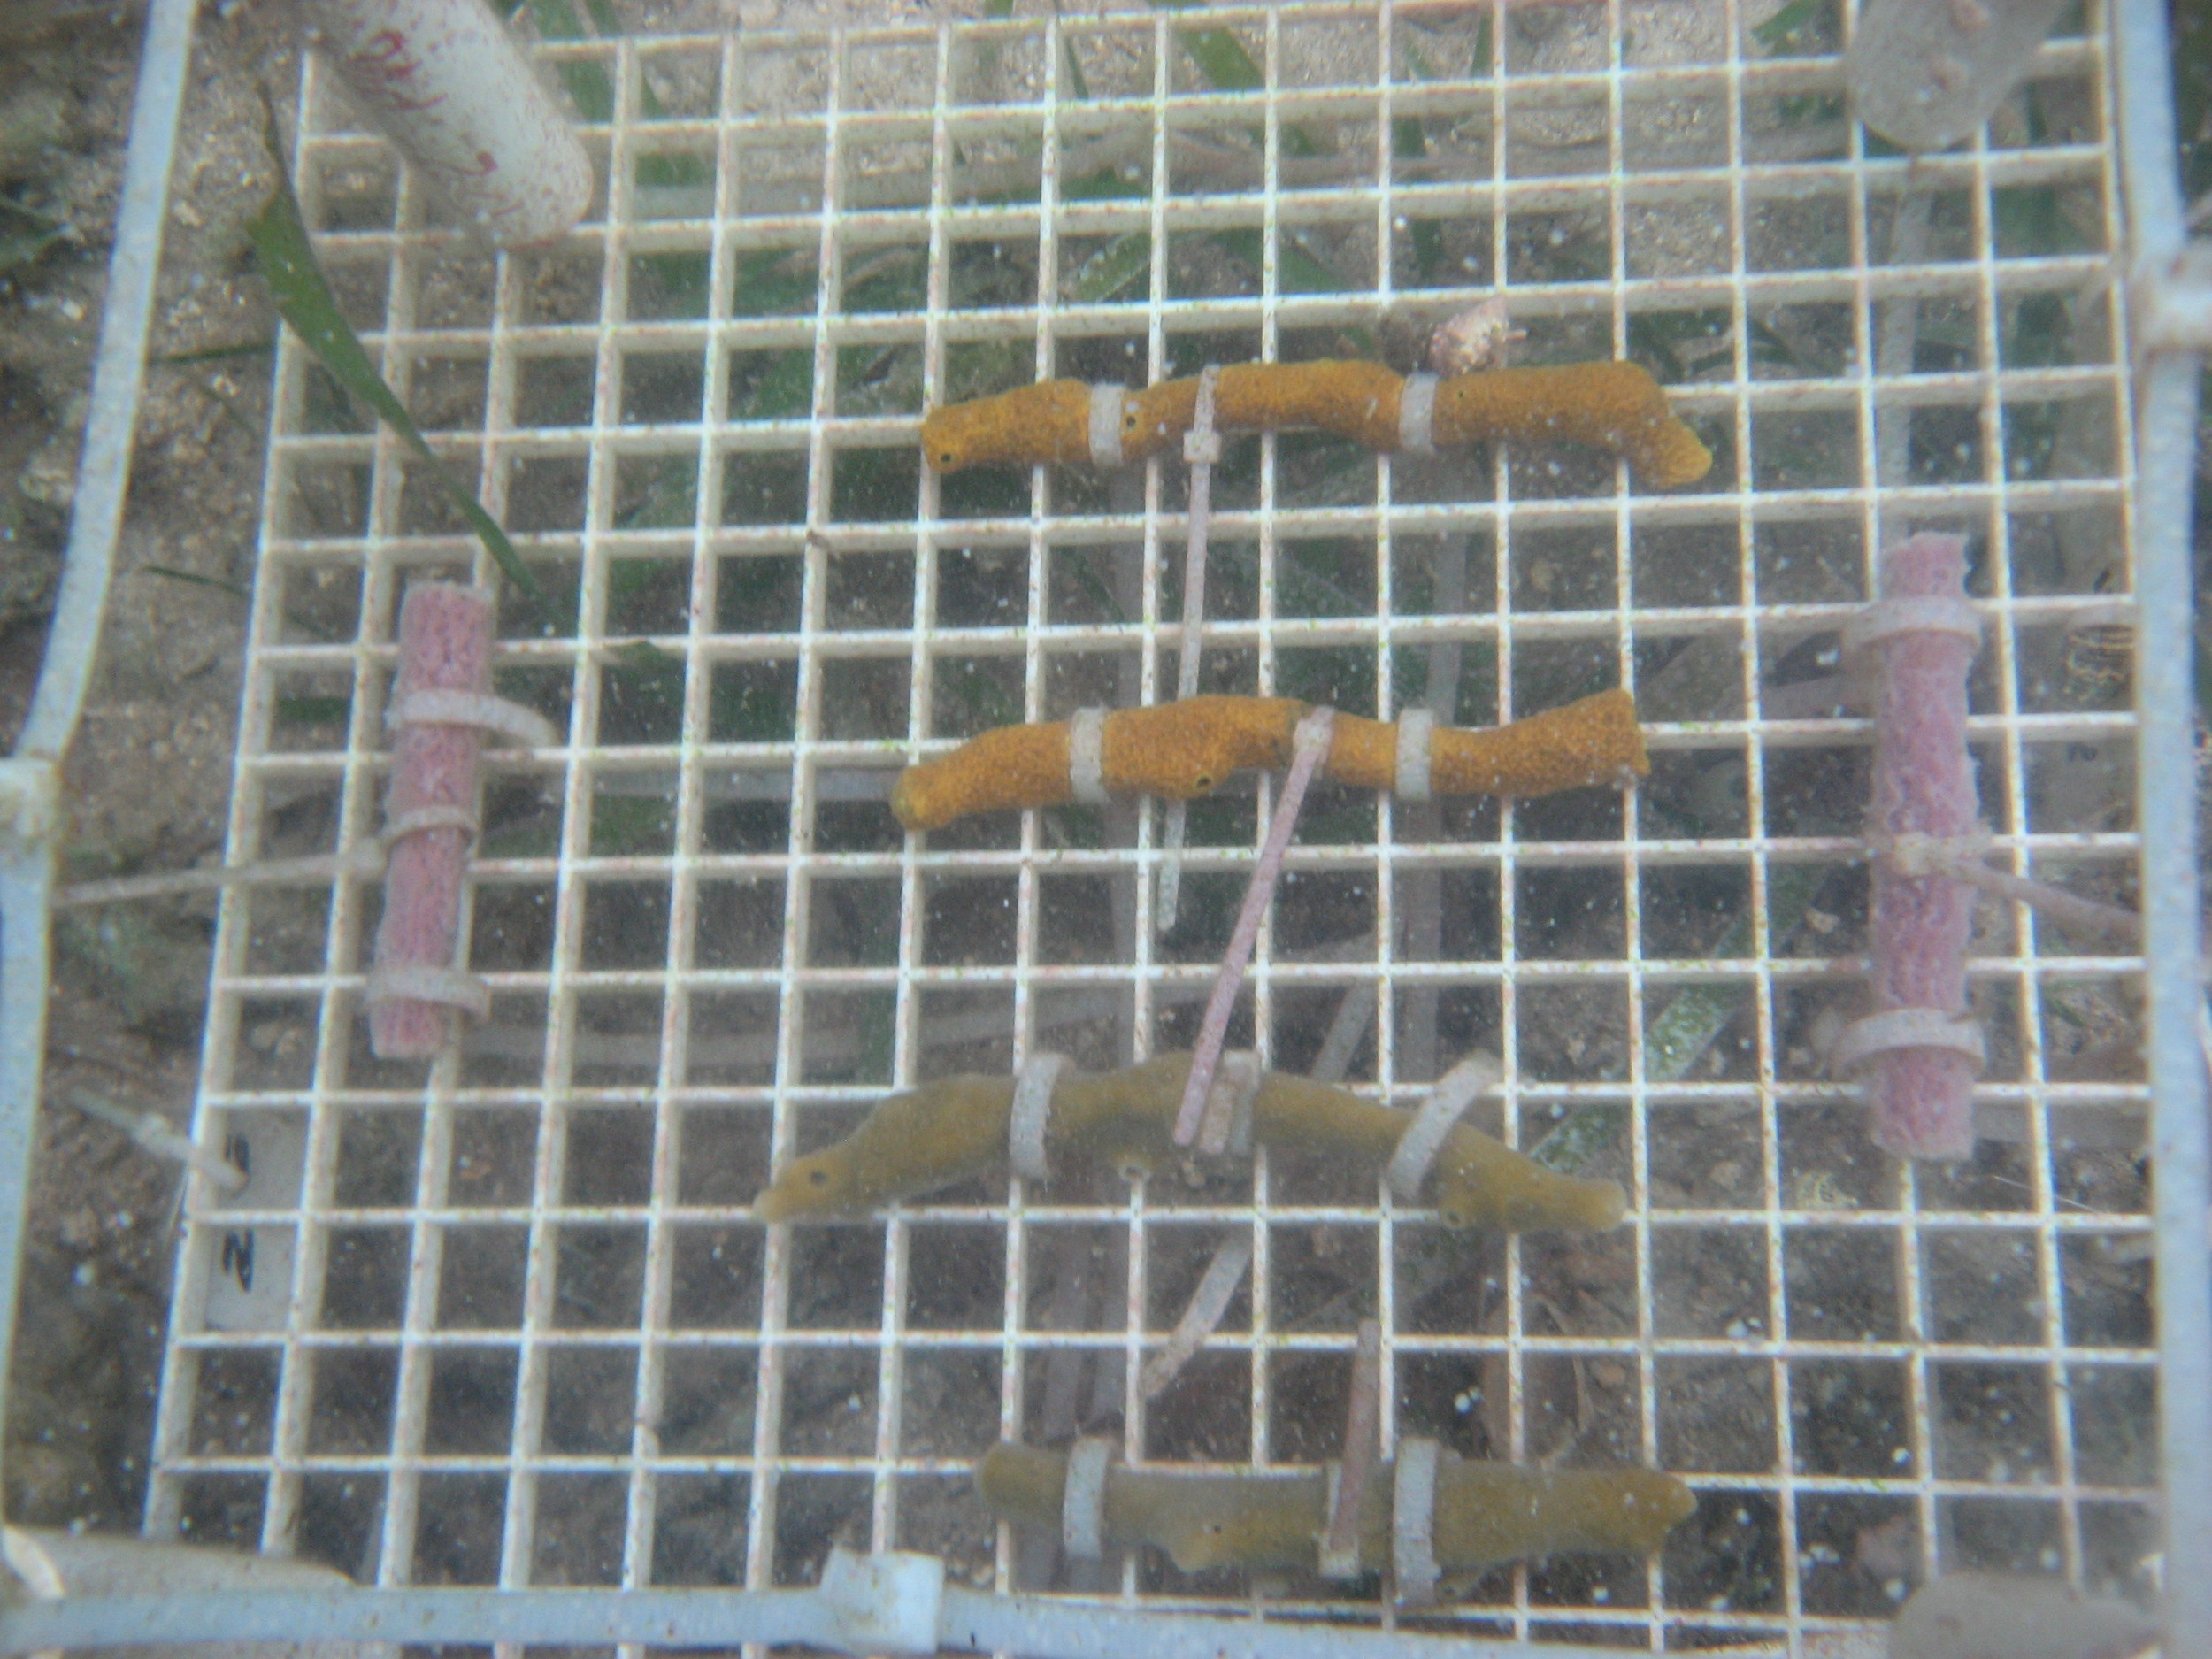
1426 296 1521 374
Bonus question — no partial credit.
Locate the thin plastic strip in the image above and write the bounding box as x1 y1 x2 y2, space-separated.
1386 1054 1501 1204
1060 1437 1115 1559
1840 595 1985 656
385 688 560 749
1174 708 1337 1147
1390 1438 1441 1608
364 963 493 1020
1009 1051 1069 1182
1393 709 1435 804
1087 383 1126 468
1830 1008 1987 1074
1139 1231 1254 1400
1396 372 1438 456
1067 708 1108 806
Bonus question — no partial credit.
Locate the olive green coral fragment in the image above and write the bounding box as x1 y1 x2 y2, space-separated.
976 1443 1694 1577
752 1052 1624 1233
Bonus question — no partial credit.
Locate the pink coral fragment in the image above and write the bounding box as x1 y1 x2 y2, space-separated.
369 583 494 1059
1856 532 1982 1161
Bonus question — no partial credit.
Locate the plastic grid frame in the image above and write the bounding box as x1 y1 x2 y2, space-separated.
146 2 2163 1648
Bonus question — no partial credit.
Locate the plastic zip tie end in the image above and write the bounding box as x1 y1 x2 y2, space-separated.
365 963 493 1021
1830 1008 1987 1075
1392 1436 1443 1607
1067 708 1109 806
1194 1049 1261 1160
1173 707 1337 1147
1061 1437 1116 1559
1319 1318 1384 1579
1009 1051 1070 1182
379 803 482 849
1087 383 1126 467
1394 708 1435 803
1386 1052 1502 1203
1139 1230 1255 1399
1397 372 1439 456
386 688 560 749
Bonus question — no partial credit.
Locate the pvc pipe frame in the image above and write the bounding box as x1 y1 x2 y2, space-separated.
0 1577 1804 1659
2116 0 2212 1643
0 0 196 1540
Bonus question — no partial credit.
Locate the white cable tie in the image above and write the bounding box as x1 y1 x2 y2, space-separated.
365 963 493 1021
1183 364 1224 465
387 688 560 749
380 803 482 849
65 1091 248 1193
1392 1437 1443 1607
1841 595 1983 657
1829 1008 1986 1076
1386 1052 1501 1204
1397 372 1439 457
1067 708 1110 806
1140 1229 1254 1399
1061 1436 1116 1560
1087 382 1126 468
1874 828 1995 879
1009 1051 1070 1182
1194 1049 1262 1159
1394 708 1436 803
1319 1463 1358 1579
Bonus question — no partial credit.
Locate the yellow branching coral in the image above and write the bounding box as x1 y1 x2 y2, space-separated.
976 1442 1695 1578
918 358 1712 489
751 1050 1626 1233
890 689 1648 833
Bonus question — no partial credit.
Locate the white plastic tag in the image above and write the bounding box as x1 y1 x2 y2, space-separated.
200 1113 306 1333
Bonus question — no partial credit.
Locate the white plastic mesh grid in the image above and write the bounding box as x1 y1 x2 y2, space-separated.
148 2 2163 1648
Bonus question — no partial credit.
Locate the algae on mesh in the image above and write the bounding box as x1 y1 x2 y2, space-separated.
753 1053 1624 1233
975 1442 1694 1577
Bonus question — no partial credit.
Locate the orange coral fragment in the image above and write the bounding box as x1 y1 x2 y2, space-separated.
918 358 1711 488
891 691 1648 832
919 379 1094 472
1432 364 1711 490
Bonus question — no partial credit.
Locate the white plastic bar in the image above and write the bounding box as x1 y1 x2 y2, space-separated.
0 0 196 1486
0 1580 1800 1659
2116 0 2212 1634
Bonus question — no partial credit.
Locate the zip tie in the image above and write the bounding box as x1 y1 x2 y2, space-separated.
1396 372 1438 456
1394 707 1435 803
1193 1049 1261 1160
1067 708 1109 806
1841 595 1983 657
1830 1008 1986 1076
1139 1230 1254 1399
65 1089 247 1194
1878 832 2142 942
1319 1318 1384 1580
1182 365 1225 467
386 688 560 749
1087 382 1125 467
1174 706 1338 1147
1009 1051 1070 1181
1160 367 1226 937
1061 1436 1116 1559
1386 1052 1502 1204
379 803 481 849
1310 983 1378 1086
1392 1436 1444 1607
1874 828 1996 879
365 963 493 1021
